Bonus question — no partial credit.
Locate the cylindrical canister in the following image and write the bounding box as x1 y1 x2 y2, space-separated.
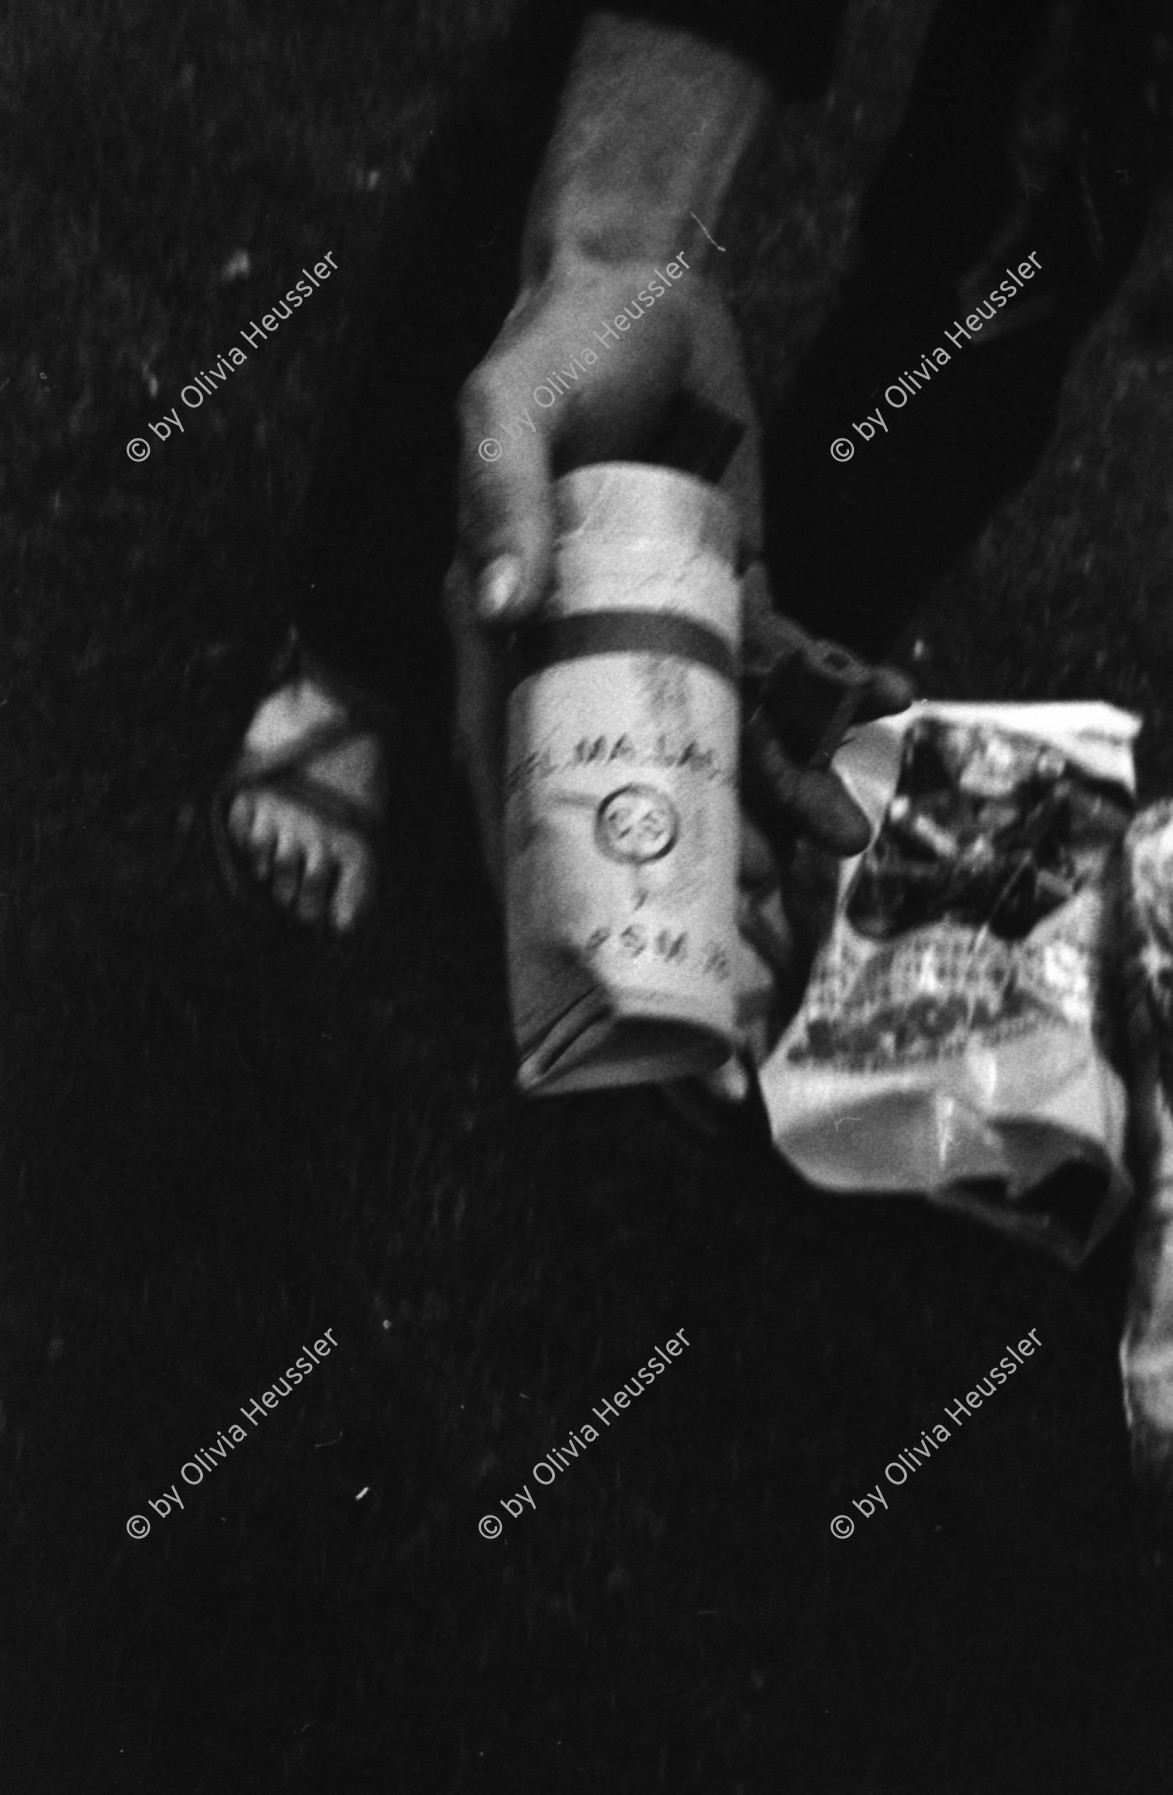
504 463 742 1095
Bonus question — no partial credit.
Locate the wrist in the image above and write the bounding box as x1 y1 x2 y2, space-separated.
519 243 700 304
520 13 772 283
523 215 708 287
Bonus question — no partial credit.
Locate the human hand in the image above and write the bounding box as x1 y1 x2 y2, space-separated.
445 256 748 881
443 258 913 886
738 561 915 861
454 255 744 621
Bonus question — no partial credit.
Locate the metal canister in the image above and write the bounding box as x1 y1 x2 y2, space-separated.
504 462 742 1095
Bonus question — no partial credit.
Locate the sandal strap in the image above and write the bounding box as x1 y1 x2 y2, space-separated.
226 712 383 794
255 765 383 844
218 712 387 851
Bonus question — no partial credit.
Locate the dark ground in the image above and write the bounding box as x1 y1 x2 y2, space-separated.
5 1 1173 1790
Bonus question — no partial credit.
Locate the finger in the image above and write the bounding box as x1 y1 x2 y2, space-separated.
457 369 555 627
791 771 875 856
738 810 781 891
856 665 917 722
739 566 915 724
740 583 819 678
743 711 874 856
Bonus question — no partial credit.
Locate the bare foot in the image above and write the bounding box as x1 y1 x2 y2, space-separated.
225 676 387 930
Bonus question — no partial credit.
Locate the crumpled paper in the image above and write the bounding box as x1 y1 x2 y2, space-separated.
1120 801 1173 1475
756 700 1141 1266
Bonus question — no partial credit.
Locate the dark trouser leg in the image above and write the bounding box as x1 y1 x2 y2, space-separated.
761 0 1161 662
287 12 581 718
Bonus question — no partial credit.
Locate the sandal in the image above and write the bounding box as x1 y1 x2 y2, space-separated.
211 636 397 929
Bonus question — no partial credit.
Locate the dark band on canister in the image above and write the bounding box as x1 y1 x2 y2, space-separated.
508 609 736 692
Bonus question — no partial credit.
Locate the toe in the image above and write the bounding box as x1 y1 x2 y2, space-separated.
227 791 256 846
270 841 304 909
332 854 374 932
295 848 334 925
247 812 279 882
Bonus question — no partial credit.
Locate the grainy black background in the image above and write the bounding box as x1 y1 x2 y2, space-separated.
5 1 1173 1789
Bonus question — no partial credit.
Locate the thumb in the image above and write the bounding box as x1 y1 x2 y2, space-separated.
457 387 555 628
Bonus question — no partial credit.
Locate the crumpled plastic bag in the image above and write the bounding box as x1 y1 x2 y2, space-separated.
1120 801 1173 1475
756 700 1141 1266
